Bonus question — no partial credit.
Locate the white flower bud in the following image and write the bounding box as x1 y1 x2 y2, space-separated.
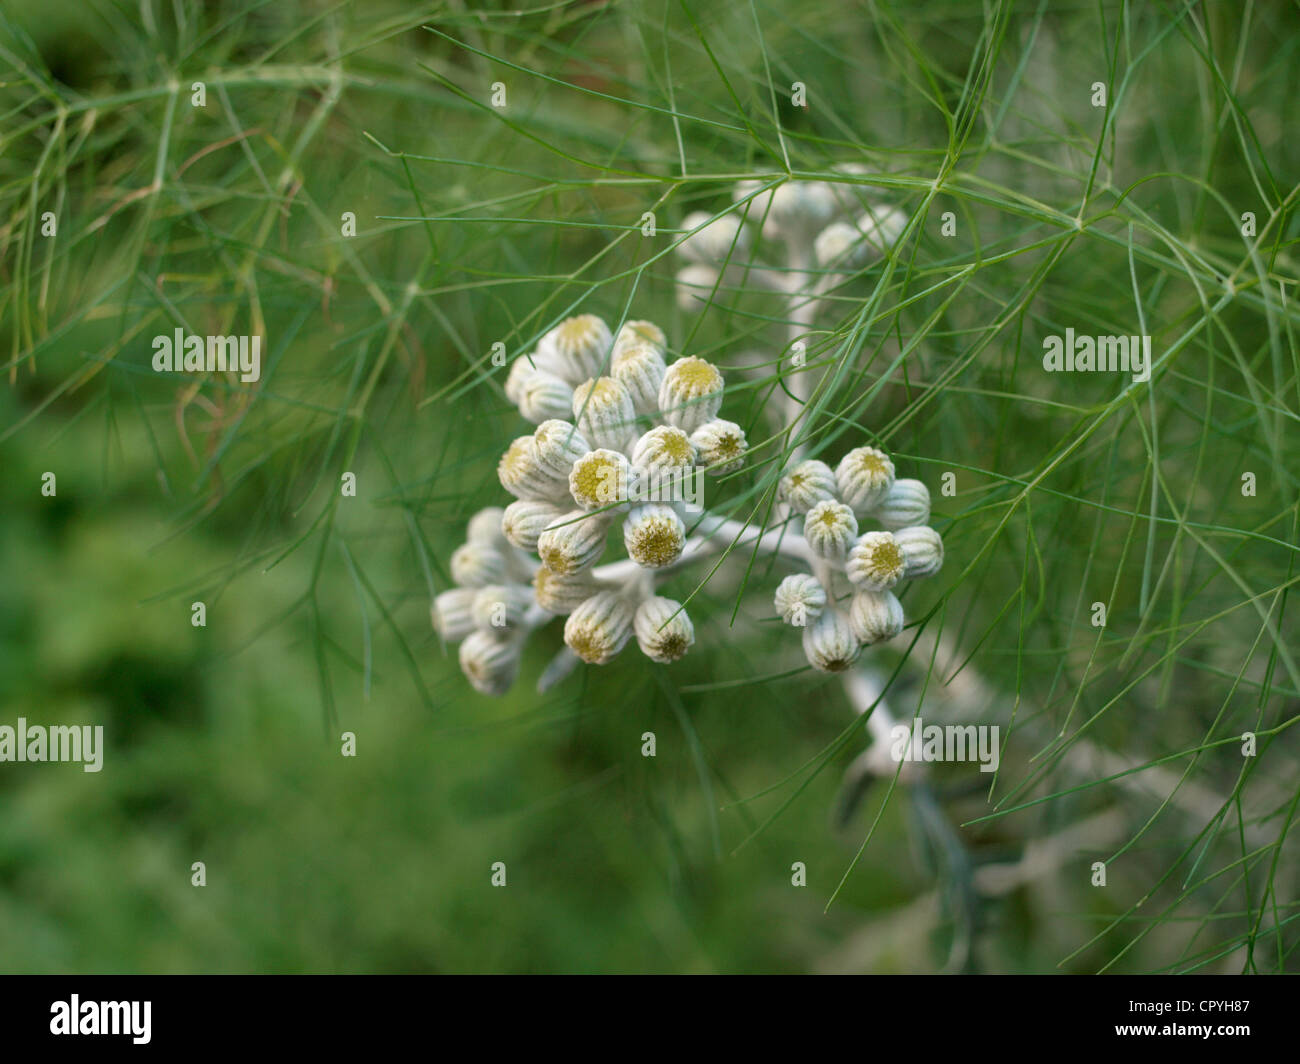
659 355 724 433
835 446 895 513
854 203 908 255
623 503 686 569
612 320 666 358
504 355 539 404
517 369 575 423
801 609 861 673
802 499 859 562
539 314 612 384
814 221 869 268
778 459 838 512
765 182 837 239
848 589 904 645
432 587 477 641
569 449 637 511
533 566 601 615
532 419 590 478
465 506 509 550
611 341 667 416
458 630 520 695
501 499 565 552
470 584 532 632
572 376 636 452
633 597 695 663
536 510 611 575
690 418 746 475
845 530 906 591
893 525 944 578
631 425 696 477
677 210 750 265
498 435 570 502
564 591 635 664
870 477 931 530
774 573 826 626
450 541 508 588
675 264 719 312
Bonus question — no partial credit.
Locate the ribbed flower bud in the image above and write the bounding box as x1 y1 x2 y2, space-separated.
835 446 895 513
470 584 532 632
536 510 610 575
675 264 719 312
633 597 695 663
564 591 635 664
848 589 904 645
533 567 601 615
466 506 509 550
432 587 477 641
611 341 667 416
845 530 906 591
764 182 837 240
569 449 637 512
774 573 827 627
539 314 611 384
814 221 870 268
677 210 749 265
631 425 696 477
504 355 539 404
498 435 569 502
517 369 575 424
802 499 859 561
690 419 746 475
501 499 565 552
778 459 838 512
893 525 944 578
612 320 666 358
572 376 636 452
871 478 931 531
801 609 861 673
458 630 520 695
531 419 590 478
623 503 686 569
450 542 508 588
659 355 724 433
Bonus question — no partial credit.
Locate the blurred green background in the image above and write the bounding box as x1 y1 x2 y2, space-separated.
2 0 1297 972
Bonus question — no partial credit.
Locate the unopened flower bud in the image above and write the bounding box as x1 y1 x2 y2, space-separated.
450 541 508 588
690 418 746 475
814 220 869 268
623 503 686 569
612 320 666 358
802 499 859 561
471 584 532 632
539 314 612 384
659 355 724 433
801 609 861 673
536 510 611 575
893 525 944 578
517 369 575 423
845 530 906 591
774 573 826 626
611 341 667 416
854 204 908 255
848 589 904 645
531 419 590 478
675 264 719 312
631 425 696 478
871 478 931 530
432 587 477 641
572 376 636 452
466 506 509 550
677 210 750 265
498 435 569 502
504 355 539 404
569 449 637 511
634 597 695 663
835 446 895 513
778 459 838 512
501 499 565 551
533 567 601 615
458 630 520 695
564 591 634 664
